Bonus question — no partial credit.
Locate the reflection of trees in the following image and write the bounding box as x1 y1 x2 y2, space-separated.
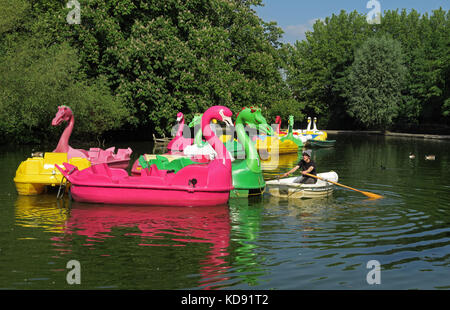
330 135 449 193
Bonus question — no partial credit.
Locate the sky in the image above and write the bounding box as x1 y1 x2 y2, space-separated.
253 0 450 44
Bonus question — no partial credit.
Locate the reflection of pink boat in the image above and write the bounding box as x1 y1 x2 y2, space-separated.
57 106 234 207
52 105 132 169
64 203 231 289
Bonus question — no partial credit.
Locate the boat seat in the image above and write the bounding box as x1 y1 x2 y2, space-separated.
91 163 112 177
116 147 132 158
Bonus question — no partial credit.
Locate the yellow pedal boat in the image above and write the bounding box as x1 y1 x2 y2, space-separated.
14 152 91 195
255 135 299 154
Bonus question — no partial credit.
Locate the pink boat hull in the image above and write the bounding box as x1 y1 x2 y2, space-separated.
57 160 232 207
70 185 230 207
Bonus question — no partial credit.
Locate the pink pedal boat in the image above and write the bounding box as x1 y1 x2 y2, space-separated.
56 106 234 207
166 112 194 153
52 105 132 169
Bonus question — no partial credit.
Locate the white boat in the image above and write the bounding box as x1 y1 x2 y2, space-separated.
266 171 338 199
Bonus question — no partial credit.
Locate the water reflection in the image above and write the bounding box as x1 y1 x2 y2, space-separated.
228 198 265 287
261 152 300 173
15 195 232 290
67 202 231 290
15 194 69 234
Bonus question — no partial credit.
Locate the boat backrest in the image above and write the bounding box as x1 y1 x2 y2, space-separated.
91 163 112 178
116 147 132 158
44 152 68 166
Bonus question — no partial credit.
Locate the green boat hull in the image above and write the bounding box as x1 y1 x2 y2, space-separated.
309 140 336 148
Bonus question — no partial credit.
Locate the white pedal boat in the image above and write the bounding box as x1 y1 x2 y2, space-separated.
266 171 338 199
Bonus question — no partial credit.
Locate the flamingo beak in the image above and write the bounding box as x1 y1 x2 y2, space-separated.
222 116 233 127
176 116 182 122
52 114 63 126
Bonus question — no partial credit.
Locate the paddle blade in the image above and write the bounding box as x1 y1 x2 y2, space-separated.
361 191 384 200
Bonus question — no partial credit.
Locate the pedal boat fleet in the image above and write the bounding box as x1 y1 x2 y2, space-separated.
13 105 341 205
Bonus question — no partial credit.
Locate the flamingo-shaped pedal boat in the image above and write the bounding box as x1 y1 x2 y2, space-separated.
57 106 234 207
130 112 238 174
166 112 194 154
275 116 287 135
14 105 132 195
52 105 132 168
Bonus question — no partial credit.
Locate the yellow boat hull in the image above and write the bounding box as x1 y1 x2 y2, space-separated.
14 152 91 195
255 136 299 154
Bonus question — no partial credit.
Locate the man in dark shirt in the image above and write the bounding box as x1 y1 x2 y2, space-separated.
279 149 317 184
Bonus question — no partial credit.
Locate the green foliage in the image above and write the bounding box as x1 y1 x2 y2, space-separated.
285 11 371 125
0 0 29 35
0 37 128 143
0 0 295 140
0 0 129 144
340 35 407 129
2 1 447 144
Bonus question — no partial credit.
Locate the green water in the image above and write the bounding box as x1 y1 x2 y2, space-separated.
0 135 449 290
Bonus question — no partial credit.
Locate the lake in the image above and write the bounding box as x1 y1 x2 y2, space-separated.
0 134 449 290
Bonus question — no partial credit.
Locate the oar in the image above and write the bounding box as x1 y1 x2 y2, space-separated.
304 173 383 200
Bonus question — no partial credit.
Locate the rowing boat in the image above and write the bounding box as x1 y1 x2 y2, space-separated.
308 139 336 148
266 171 338 199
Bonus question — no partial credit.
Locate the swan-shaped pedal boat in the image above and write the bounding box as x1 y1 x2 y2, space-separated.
294 117 328 142
130 112 237 173
266 171 338 199
56 106 234 207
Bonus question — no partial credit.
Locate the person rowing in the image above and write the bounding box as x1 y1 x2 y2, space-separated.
279 149 317 184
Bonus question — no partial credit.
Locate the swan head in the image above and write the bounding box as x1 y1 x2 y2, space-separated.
52 105 73 126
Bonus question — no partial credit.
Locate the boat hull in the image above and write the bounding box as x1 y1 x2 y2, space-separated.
266 172 338 199
255 136 299 154
70 184 230 207
309 140 336 148
14 153 91 195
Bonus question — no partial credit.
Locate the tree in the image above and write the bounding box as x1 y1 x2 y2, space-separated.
0 0 129 144
285 11 371 128
339 35 407 129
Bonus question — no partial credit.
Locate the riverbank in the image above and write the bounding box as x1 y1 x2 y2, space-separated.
326 130 450 141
